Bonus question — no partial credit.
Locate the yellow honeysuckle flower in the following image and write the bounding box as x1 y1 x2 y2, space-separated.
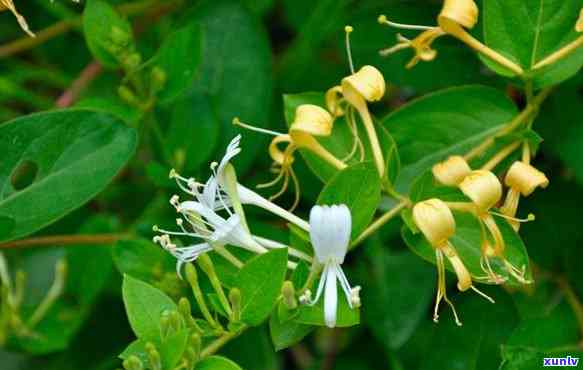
1 0 35 37
432 155 472 187
500 161 548 230
455 170 532 284
413 198 493 326
234 104 347 211
378 0 523 75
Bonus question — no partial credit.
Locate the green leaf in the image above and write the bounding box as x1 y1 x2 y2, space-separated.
83 0 133 68
122 275 178 340
382 86 518 194
402 211 532 286
155 22 203 104
483 0 583 87
0 216 15 240
235 249 288 326
283 92 398 183
195 356 242 370
317 162 381 239
294 289 360 327
0 109 137 242
222 327 278 370
113 239 176 283
269 312 313 351
181 0 273 172
361 244 435 350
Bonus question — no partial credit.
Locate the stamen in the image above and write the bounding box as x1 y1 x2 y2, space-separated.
232 117 284 137
490 211 535 223
377 14 436 31
345 25 355 74
470 285 495 303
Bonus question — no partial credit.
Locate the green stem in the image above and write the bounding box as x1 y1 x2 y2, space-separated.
351 200 409 248
200 328 245 359
0 234 129 250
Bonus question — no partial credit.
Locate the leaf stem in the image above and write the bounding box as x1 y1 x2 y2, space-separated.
533 35 583 70
0 234 130 250
200 327 245 358
351 200 409 248
464 87 553 161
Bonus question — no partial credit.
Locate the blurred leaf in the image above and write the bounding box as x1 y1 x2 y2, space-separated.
155 22 203 104
76 96 143 124
403 211 532 286
382 86 518 194
195 355 242 370
122 275 177 340
317 162 381 239
0 109 137 242
83 0 133 68
235 249 288 326
0 215 15 240
182 0 273 173
483 0 583 87
361 242 435 350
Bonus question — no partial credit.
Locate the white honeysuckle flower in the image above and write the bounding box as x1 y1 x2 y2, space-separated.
305 204 360 328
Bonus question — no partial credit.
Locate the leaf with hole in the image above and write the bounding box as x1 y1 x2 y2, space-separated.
0 109 136 242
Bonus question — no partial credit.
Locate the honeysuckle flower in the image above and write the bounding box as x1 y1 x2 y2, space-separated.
233 104 347 210
456 170 532 284
378 0 523 75
432 156 472 186
413 198 493 326
1 0 34 37
303 204 360 328
500 161 548 230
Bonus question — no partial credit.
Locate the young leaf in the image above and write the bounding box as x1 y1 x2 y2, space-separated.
235 249 288 326
0 109 137 242
382 86 518 194
317 162 381 238
483 1 583 87
83 0 133 68
155 22 203 104
122 275 178 340
195 356 242 370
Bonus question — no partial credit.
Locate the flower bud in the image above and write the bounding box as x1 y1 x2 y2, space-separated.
122 356 143 370
577 8 583 32
110 26 132 48
504 161 549 197
325 86 344 117
432 156 471 186
341 65 386 102
290 104 334 137
459 170 502 211
145 343 162 370
438 0 479 29
412 198 455 248
282 281 297 309
229 288 241 322
150 66 167 94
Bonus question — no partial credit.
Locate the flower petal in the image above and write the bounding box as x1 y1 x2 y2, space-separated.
309 204 351 264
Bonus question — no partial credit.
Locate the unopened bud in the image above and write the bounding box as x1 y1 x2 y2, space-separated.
123 53 142 71
122 355 143 370
118 85 140 106
110 26 132 48
412 198 455 248
459 170 502 211
150 66 167 94
504 161 548 197
282 281 297 309
145 342 161 370
432 156 471 186
229 288 241 322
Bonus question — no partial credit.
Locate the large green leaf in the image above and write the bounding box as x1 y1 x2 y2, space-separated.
195 356 242 370
284 92 399 183
269 310 313 351
155 22 203 104
402 211 532 287
483 0 583 87
83 0 133 68
0 109 136 242
122 275 178 341
181 0 273 172
382 86 517 194
317 162 381 239
235 249 288 326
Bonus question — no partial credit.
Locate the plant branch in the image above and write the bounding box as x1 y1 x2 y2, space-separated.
56 61 102 108
200 328 245 359
0 234 129 250
351 200 409 248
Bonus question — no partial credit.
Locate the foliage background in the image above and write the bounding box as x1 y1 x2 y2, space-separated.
1 0 583 369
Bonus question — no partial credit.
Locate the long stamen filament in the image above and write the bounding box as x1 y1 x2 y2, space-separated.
378 14 436 31
233 117 284 137
470 286 495 303
345 25 355 74
490 211 535 223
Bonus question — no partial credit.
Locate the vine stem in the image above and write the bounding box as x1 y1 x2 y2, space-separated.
0 0 168 58
200 328 245 358
56 61 102 108
351 200 409 248
463 87 553 161
0 234 129 250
